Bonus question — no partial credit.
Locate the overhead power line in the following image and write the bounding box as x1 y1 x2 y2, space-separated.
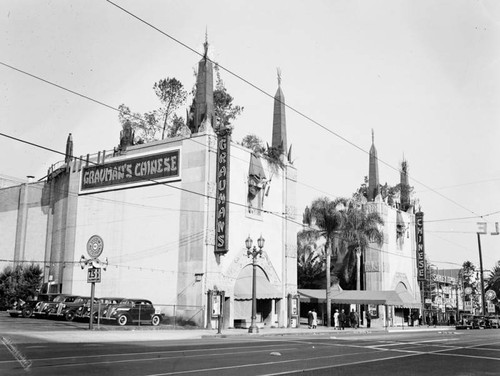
0 5 488 222
104 0 482 219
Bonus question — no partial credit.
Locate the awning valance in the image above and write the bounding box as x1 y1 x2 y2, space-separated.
234 266 281 300
298 289 420 308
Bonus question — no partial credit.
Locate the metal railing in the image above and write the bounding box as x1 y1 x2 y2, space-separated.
92 303 205 329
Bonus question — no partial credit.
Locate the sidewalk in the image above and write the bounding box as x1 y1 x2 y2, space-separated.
1 325 456 344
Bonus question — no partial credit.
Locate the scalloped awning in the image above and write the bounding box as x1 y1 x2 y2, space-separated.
234 265 281 300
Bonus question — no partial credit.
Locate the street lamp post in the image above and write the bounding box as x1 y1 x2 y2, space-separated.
245 235 265 334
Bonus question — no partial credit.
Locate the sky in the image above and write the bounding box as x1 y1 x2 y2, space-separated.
1 0 499 272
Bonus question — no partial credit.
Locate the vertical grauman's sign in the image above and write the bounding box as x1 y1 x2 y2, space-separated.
215 130 231 255
415 211 426 281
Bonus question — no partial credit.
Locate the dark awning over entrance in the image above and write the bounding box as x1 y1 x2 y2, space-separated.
298 289 420 308
234 266 281 300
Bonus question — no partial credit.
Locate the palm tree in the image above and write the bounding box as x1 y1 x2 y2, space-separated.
337 201 384 290
303 197 347 327
297 246 325 289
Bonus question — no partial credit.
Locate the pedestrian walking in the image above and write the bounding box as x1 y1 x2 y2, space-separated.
432 313 438 327
311 309 318 329
307 310 312 329
334 309 340 329
349 309 358 328
339 309 346 330
365 310 371 328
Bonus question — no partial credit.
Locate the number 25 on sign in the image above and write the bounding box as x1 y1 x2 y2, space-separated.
87 268 101 283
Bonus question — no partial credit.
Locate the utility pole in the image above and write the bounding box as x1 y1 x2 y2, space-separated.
476 233 486 315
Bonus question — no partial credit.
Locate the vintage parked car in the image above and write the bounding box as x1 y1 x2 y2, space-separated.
102 299 163 326
48 296 97 321
7 294 59 318
488 315 500 329
6 299 28 317
41 294 78 318
76 297 125 322
457 314 497 329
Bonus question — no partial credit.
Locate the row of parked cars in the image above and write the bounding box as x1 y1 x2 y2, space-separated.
456 314 500 330
7 294 164 326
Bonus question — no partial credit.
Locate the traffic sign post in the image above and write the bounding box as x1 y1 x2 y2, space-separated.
80 235 107 330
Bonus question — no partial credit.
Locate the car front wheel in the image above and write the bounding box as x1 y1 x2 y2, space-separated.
151 315 161 326
65 311 75 321
22 307 33 318
117 314 128 326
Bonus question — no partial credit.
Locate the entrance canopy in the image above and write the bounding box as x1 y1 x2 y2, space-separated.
234 266 281 300
298 289 420 308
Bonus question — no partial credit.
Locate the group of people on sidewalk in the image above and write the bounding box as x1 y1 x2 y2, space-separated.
308 308 372 330
333 309 366 329
307 309 318 329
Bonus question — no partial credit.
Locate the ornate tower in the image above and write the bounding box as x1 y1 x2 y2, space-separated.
189 35 215 133
367 130 379 201
271 69 287 153
400 159 411 212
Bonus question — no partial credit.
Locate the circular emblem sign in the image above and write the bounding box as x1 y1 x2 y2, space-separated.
464 287 473 295
485 290 497 301
86 235 104 258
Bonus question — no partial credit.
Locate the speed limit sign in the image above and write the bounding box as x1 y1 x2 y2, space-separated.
87 268 101 283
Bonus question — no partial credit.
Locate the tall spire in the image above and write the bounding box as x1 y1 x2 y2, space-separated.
367 129 379 201
271 68 287 153
65 133 73 164
400 158 411 211
189 33 214 133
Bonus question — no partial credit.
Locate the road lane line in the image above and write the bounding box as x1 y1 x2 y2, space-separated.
29 346 300 369
0 342 293 364
143 350 374 375
261 352 422 375
433 352 500 362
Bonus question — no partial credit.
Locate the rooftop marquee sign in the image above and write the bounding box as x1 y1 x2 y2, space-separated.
81 150 180 192
415 211 426 282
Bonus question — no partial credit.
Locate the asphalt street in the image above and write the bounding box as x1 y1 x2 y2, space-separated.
1 314 499 375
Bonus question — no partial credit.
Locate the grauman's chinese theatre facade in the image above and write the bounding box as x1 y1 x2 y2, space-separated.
0 45 298 328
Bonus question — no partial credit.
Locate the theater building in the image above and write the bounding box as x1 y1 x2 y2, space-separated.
0 42 299 329
299 133 422 328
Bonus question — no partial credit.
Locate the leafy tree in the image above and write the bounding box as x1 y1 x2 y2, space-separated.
0 264 43 309
461 261 480 313
264 144 285 171
214 64 243 130
118 104 157 143
241 134 265 155
302 197 348 327
337 201 384 290
153 78 188 139
353 178 413 207
118 77 187 143
297 230 325 289
0 265 18 309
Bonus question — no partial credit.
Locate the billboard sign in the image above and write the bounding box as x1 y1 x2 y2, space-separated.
81 149 180 192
